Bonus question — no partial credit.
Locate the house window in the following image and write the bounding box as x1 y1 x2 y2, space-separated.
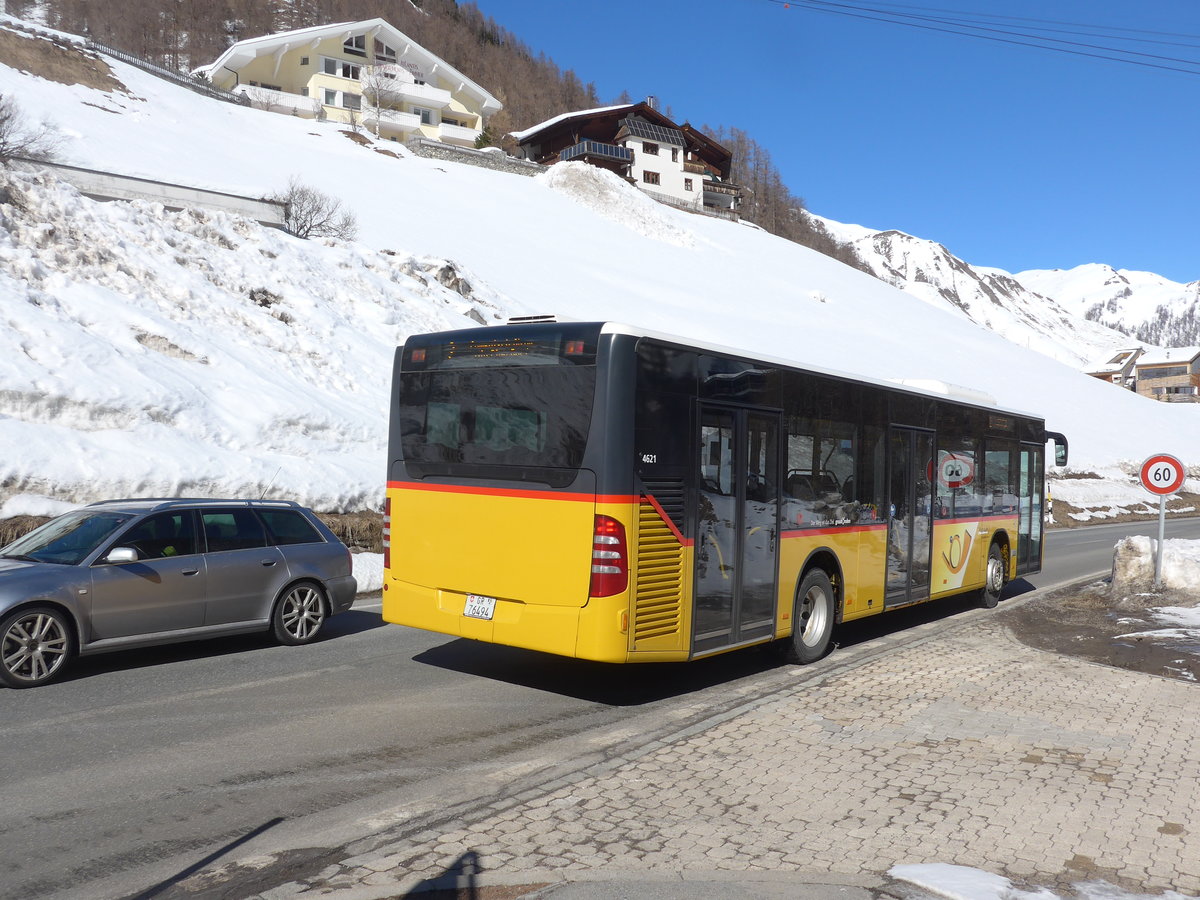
301 87 309 97
374 39 397 62
324 88 337 106
643 141 659 156
344 34 367 57
684 178 693 192
300 56 309 66
342 92 361 110
643 171 661 186
323 58 360 79
671 147 679 162
414 106 434 125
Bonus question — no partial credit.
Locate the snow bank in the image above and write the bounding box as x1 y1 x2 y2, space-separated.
890 863 1196 900
0 170 507 512
352 552 383 594
1111 536 1200 596
891 864 1055 900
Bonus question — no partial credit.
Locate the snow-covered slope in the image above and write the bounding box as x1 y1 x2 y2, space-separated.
1014 264 1200 348
2 20 1198 516
817 218 1142 367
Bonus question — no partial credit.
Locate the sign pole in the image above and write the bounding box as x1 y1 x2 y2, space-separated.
1139 454 1185 591
1155 494 1166 589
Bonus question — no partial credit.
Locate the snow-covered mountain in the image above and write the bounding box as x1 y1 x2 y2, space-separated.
819 215 1200 357
1 18 1198 520
1013 265 1200 348
816 219 1145 367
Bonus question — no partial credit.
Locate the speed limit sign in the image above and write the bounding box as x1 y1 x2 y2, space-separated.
1140 454 1185 496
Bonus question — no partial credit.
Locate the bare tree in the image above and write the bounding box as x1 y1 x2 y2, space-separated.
0 94 61 164
360 64 406 136
272 177 358 240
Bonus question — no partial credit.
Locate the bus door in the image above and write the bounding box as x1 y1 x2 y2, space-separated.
886 427 934 607
1016 443 1045 575
693 405 780 654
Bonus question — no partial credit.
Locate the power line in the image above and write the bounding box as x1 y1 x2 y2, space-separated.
765 0 1200 76
817 0 1200 44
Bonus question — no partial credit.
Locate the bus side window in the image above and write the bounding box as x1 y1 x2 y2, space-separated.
785 417 858 526
983 441 1017 516
935 437 980 519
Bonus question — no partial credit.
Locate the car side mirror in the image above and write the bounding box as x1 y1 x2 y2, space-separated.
104 547 139 564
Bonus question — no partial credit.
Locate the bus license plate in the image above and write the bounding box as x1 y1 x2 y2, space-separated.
464 594 496 620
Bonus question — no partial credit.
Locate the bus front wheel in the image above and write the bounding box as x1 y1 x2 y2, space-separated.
981 542 1006 609
787 569 835 664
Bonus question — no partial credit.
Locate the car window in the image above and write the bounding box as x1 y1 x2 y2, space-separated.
116 511 199 559
258 509 323 546
201 509 267 553
2 511 135 566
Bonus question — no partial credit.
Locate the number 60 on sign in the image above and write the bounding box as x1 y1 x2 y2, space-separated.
1139 454 1185 496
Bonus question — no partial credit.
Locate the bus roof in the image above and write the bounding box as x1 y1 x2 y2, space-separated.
594 321 1043 422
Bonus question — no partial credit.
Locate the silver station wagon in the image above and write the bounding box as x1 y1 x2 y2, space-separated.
0 499 357 688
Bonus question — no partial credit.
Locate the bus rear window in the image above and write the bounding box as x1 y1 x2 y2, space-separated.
399 366 595 471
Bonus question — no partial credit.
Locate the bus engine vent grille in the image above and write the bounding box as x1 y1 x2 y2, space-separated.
641 478 686 533
635 484 685 642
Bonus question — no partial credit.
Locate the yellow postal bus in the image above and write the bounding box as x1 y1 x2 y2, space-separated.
383 320 1067 663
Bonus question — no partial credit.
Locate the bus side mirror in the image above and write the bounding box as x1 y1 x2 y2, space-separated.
1047 432 1068 467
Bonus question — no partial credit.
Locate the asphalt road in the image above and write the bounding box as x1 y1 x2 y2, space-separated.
3 517 1199 900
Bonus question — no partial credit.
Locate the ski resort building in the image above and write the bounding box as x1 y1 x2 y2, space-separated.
510 101 742 217
1133 347 1200 401
197 19 502 147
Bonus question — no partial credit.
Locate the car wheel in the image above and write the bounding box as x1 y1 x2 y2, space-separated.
981 542 1005 609
272 583 327 646
0 606 75 688
785 569 835 664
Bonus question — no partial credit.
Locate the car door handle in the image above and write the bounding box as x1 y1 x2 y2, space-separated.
261 559 277 567
182 568 200 576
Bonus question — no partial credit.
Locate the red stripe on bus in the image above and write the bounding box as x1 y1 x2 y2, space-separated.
782 523 889 538
643 493 693 547
386 480 638 505
936 513 1019 525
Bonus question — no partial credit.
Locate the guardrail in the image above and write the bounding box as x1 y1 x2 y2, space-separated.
14 158 286 228
84 39 249 106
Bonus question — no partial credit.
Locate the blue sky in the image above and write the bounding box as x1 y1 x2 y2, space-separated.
471 0 1199 283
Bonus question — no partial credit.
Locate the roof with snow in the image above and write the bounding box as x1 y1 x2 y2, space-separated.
1083 347 1142 375
197 18 501 113
1135 347 1200 367
508 105 635 142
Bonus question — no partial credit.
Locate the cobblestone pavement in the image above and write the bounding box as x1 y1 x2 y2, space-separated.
215 617 1200 899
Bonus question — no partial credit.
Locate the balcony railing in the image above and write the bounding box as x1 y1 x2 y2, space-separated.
437 121 483 146
361 68 453 108
702 180 741 197
396 81 453 108
363 107 423 131
233 84 320 116
560 141 633 164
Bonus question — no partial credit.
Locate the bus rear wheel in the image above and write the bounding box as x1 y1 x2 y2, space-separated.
981 542 1005 609
786 569 835 664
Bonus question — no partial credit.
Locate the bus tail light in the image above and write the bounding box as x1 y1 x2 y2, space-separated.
589 515 628 597
383 496 391 571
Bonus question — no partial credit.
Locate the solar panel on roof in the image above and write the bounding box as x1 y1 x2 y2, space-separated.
620 117 686 146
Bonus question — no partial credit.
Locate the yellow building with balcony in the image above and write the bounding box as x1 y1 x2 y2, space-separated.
197 19 502 146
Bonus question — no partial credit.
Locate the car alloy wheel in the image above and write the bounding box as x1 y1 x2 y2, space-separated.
1 607 73 688
273 584 327 645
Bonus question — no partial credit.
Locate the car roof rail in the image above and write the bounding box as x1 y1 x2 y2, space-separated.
83 497 304 510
